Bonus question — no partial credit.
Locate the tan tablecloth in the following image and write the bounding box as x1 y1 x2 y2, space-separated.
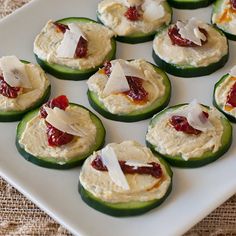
1 1 236 235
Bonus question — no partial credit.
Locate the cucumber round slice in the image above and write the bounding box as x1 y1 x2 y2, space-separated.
97 2 172 44
146 104 232 168
87 63 171 122
213 74 236 122
212 0 236 41
168 0 214 9
35 17 116 80
152 26 229 77
16 103 106 169
79 157 172 216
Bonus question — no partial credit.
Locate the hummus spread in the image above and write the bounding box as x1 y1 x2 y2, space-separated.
153 23 228 67
215 75 236 116
0 63 49 112
146 106 224 160
79 140 171 203
98 0 171 36
19 105 97 163
87 59 166 114
34 20 114 70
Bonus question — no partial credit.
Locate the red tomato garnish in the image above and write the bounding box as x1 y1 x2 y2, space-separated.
124 6 141 21
0 75 20 98
75 37 88 58
53 22 69 33
226 82 236 107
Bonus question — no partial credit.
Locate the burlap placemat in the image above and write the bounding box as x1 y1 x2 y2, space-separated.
1 1 236 235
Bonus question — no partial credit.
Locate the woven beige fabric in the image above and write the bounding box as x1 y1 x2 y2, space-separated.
1 0 236 235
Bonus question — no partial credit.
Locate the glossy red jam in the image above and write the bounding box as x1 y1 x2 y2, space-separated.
124 6 141 21
168 25 207 47
53 22 69 33
91 156 163 179
46 122 74 147
75 37 88 58
40 95 69 118
0 75 20 98
226 82 236 107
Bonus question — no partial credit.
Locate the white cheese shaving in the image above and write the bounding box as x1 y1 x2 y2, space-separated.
0 55 31 88
229 65 236 77
56 23 86 58
103 61 130 96
172 100 213 132
124 0 143 7
125 160 152 169
101 146 130 190
176 18 206 46
45 107 87 137
142 0 164 21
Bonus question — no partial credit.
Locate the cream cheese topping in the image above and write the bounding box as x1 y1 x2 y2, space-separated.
97 0 171 36
153 23 228 67
87 59 166 114
0 63 49 112
215 74 236 116
34 20 114 70
146 106 224 160
19 105 97 162
79 140 171 203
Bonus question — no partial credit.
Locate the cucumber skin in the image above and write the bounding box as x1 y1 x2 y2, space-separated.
0 85 51 122
87 63 171 122
146 104 233 168
96 2 173 44
213 74 236 123
168 0 214 9
79 157 173 216
16 104 106 169
35 17 116 81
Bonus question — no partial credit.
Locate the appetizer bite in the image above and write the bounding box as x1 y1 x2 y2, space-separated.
87 59 171 122
168 0 214 9
212 0 236 41
16 95 105 169
34 17 116 80
152 18 229 77
0 55 50 122
146 100 232 168
79 140 172 216
214 65 236 122
97 0 172 44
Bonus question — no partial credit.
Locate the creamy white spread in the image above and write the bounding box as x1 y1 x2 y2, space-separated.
19 106 97 163
0 63 49 112
97 0 171 36
87 59 166 114
79 140 171 203
153 23 228 67
34 20 114 70
212 0 236 35
146 106 224 160
215 74 236 116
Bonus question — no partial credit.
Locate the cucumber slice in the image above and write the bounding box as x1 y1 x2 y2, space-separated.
35 17 116 80
79 157 172 216
97 2 172 44
16 103 106 169
212 0 236 41
87 62 171 122
0 60 51 122
213 74 236 122
152 26 229 77
146 104 232 168
168 0 214 9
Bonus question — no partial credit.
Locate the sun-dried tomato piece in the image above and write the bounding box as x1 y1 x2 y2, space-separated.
168 25 208 47
75 37 88 58
103 61 112 76
40 95 69 118
46 122 74 147
0 75 20 98
53 22 69 33
226 82 236 107
124 6 141 21
91 156 163 179
124 76 148 102
169 115 201 135
231 0 236 10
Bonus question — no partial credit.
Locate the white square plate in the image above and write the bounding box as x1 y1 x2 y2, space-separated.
0 0 236 235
